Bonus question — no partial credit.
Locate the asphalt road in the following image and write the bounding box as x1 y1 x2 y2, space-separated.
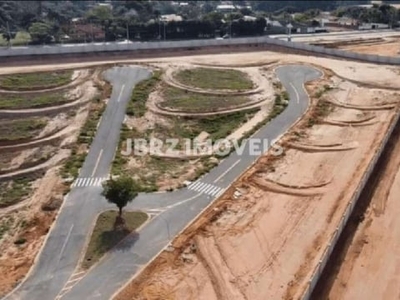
3 64 322 300
3 66 151 300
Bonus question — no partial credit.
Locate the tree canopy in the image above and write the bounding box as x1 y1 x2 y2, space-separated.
102 176 141 217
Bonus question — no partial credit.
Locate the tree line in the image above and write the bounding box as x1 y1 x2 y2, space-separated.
1 1 400 45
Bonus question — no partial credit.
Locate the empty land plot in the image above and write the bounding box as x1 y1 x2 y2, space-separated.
160 85 250 112
0 118 47 142
0 177 34 208
324 124 400 300
168 110 258 141
82 210 148 270
0 92 71 109
174 68 254 90
114 75 398 300
0 70 73 91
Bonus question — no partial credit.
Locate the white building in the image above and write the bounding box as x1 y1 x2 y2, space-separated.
160 14 183 22
216 4 235 13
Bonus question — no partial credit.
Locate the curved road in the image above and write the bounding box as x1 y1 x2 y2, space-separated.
3 65 321 300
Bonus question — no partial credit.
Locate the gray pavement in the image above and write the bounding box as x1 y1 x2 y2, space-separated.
2 64 321 300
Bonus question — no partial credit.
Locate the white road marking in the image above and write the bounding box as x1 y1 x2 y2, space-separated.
97 116 103 129
91 149 104 177
216 189 226 197
213 159 241 183
117 84 126 102
189 181 201 190
57 224 74 265
197 183 210 193
76 178 83 187
290 82 300 103
193 182 206 192
203 185 214 194
71 271 85 278
210 186 221 196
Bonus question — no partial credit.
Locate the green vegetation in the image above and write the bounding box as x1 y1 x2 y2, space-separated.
169 110 258 142
175 68 254 91
82 210 148 269
161 85 249 112
0 70 73 91
0 92 71 109
0 31 31 47
307 100 334 128
126 71 161 118
0 118 47 142
0 216 14 240
314 84 333 99
0 177 34 208
78 98 105 144
102 176 140 216
61 96 105 179
240 91 290 139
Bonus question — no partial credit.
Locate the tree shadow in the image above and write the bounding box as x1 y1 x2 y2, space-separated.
99 229 140 254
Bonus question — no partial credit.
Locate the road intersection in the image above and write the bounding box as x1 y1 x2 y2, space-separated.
3 64 322 300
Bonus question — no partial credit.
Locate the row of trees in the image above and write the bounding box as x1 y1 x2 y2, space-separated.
335 3 399 26
2 1 400 45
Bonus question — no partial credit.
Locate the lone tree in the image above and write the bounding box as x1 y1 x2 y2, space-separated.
102 176 140 218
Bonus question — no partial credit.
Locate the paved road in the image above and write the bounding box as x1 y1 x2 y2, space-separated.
3 65 321 300
271 29 400 43
3 66 151 300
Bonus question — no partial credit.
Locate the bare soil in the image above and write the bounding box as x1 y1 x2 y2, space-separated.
0 71 100 296
0 51 399 299
320 113 400 300
114 69 399 300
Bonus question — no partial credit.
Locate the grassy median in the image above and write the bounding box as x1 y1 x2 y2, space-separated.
161 85 249 113
175 68 254 90
82 210 148 270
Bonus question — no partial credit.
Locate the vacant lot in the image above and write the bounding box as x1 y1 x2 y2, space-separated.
82 210 148 270
161 85 249 112
175 68 254 90
0 118 47 142
0 92 72 109
0 177 34 208
0 70 73 91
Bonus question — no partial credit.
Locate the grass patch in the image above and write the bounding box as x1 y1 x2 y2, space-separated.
61 94 105 179
314 84 333 99
0 92 72 109
0 70 73 91
82 210 148 270
161 85 249 112
0 216 14 240
0 177 34 208
126 71 161 118
175 68 254 90
0 118 47 142
307 99 334 127
0 31 31 46
169 109 258 142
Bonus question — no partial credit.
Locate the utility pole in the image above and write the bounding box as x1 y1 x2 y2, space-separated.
163 21 166 41
6 21 12 48
126 21 130 41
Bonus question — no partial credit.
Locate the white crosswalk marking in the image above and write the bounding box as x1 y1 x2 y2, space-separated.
194 182 206 192
187 181 224 197
71 177 109 188
209 186 220 196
